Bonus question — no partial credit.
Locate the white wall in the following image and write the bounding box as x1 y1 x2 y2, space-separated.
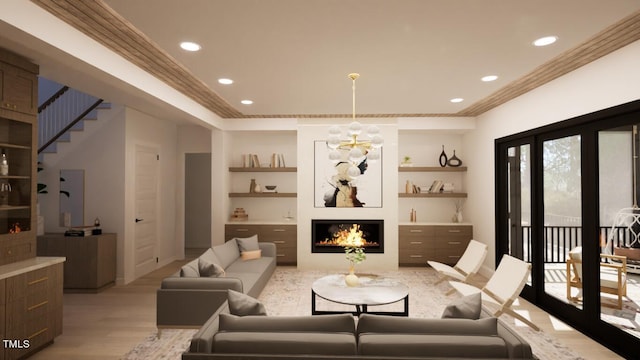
39 104 127 281
297 120 399 271
464 39 640 274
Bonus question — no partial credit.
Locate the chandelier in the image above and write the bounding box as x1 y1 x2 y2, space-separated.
326 73 383 178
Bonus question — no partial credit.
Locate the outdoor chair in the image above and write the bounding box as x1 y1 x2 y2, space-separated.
566 246 628 309
449 254 539 331
428 239 488 290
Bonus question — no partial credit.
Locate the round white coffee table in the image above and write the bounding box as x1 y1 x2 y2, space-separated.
311 274 409 316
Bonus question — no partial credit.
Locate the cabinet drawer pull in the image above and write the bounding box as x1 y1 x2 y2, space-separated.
448 241 461 245
28 328 48 340
409 255 423 258
409 230 423 233
276 254 286 257
28 300 48 311
448 230 462 233
272 229 286 232
410 241 423 245
235 229 249 232
273 240 286 244
28 276 49 285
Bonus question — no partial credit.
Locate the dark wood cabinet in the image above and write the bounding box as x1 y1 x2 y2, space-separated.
399 224 472 266
225 224 297 265
37 233 117 292
1 259 64 360
0 56 38 117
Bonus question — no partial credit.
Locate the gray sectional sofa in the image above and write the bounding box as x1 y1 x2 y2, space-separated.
157 238 276 331
183 301 534 359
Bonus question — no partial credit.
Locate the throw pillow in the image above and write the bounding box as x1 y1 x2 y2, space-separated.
441 292 482 319
235 234 260 252
198 257 225 277
227 289 267 316
241 249 262 261
179 258 199 277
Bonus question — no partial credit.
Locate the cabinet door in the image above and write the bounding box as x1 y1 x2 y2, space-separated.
0 62 38 116
398 226 435 265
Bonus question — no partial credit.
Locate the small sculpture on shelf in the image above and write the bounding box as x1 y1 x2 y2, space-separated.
447 150 463 167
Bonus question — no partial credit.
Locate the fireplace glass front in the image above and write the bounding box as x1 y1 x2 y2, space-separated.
311 219 384 253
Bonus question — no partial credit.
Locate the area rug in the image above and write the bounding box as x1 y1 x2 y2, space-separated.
123 267 585 360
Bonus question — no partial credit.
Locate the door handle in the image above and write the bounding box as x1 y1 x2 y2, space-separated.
135 218 144 223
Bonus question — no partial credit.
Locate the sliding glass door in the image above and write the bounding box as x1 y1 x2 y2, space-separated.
495 100 640 358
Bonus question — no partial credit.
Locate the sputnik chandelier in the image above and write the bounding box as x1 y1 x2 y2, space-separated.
326 73 383 178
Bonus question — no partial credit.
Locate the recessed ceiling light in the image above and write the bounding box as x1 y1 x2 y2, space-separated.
180 41 201 51
218 78 233 85
481 75 498 82
533 36 558 47
450 98 464 103
241 100 253 105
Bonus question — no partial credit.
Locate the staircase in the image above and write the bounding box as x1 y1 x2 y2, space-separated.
38 83 110 155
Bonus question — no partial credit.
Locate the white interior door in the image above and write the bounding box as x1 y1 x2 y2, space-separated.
134 144 159 278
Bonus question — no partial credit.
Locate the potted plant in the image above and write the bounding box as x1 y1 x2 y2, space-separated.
400 155 413 167
344 246 366 286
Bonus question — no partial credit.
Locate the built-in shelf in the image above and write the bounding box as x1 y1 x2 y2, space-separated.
0 142 31 150
229 192 297 198
0 175 30 180
0 205 30 211
229 167 297 172
399 193 467 198
398 166 467 172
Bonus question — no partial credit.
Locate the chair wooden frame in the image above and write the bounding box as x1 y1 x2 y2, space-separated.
428 239 488 290
566 249 628 309
449 254 539 331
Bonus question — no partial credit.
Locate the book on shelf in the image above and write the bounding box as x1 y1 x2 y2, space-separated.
270 153 286 168
242 154 262 168
428 180 445 193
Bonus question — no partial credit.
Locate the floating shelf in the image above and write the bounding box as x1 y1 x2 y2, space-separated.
0 205 30 211
229 167 297 172
229 192 297 198
0 175 30 180
398 166 467 172
0 142 31 150
399 193 467 198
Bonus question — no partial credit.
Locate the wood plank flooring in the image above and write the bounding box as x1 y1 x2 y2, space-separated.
25 256 622 360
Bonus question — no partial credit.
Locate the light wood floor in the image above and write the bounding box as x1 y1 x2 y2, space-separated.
27 257 622 360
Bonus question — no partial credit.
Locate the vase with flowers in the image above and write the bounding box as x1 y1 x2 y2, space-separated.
344 246 366 287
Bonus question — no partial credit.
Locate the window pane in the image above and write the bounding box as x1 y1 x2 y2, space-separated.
543 135 582 308
507 145 532 285
598 126 640 339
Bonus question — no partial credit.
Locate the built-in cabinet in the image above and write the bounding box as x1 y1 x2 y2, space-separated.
0 258 64 360
37 233 117 292
225 224 297 265
398 224 473 266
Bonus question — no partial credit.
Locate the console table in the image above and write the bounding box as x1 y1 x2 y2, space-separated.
37 233 116 292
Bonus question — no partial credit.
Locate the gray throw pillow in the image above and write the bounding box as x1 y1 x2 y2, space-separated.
441 292 482 319
227 289 267 316
179 258 199 277
198 257 225 277
235 234 260 252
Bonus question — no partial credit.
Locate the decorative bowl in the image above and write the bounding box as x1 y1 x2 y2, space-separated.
265 185 277 191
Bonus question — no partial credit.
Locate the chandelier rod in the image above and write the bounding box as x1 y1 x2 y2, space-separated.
349 73 359 121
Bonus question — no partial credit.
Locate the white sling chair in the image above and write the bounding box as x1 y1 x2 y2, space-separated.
449 254 539 331
428 239 488 288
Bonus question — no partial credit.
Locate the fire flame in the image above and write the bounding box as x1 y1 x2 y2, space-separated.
317 224 378 247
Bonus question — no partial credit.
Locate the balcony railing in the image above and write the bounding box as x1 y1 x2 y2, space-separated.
520 225 638 263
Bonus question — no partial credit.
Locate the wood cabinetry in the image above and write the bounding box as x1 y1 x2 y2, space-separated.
398 224 472 266
0 60 38 117
0 49 39 266
1 258 64 360
37 233 117 292
225 224 297 265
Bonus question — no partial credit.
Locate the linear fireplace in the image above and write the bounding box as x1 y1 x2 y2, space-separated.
312 219 384 253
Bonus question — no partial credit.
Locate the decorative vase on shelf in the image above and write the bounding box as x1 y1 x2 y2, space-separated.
456 211 463 223
439 145 448 167
345 264 359 287
249 178 257 193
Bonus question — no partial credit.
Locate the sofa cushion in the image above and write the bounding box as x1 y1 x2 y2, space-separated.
219 313 356 333
441 292 482 319
356 315 498 336
225 257 274 274
235 234 260 252
213 239 241 269
213 332 357 355
180 258 200 277
227 289 267 316
358 333 508 358
198 257 226 277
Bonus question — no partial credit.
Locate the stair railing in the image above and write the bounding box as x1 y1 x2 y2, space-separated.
38 86 104 154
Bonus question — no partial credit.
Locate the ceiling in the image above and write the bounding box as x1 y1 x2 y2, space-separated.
6 1 640 121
